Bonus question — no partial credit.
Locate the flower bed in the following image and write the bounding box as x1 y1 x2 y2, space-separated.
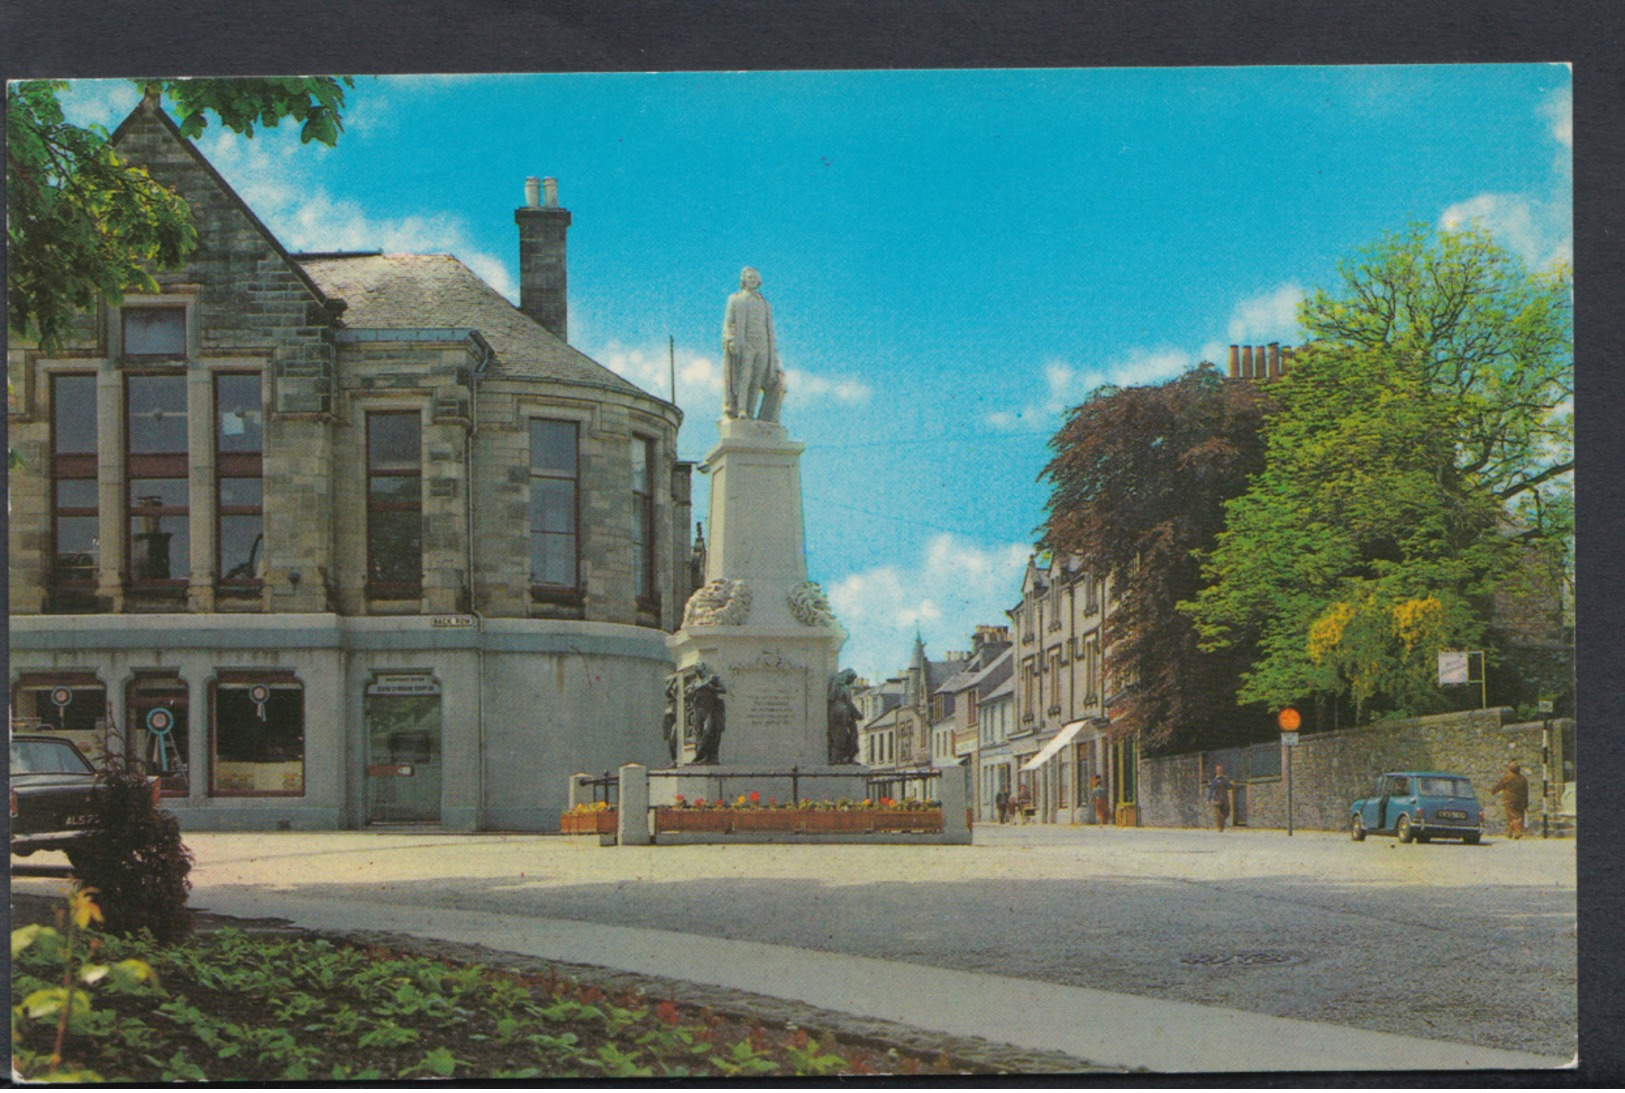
651 796 945 836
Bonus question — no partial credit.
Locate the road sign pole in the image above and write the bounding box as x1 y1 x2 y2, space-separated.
1286 743 1293 837
1276 708 1301 838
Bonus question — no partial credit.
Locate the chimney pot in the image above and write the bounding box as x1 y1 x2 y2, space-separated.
524 176 541 208
543 177 559 208
1228 345 1240 379
1242 346 1255 378
1269 342 1282 378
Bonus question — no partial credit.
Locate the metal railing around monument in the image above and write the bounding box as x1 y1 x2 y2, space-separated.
646 765 945 805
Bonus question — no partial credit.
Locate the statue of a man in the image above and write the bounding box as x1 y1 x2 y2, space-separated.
827 668 861 765
722 267 786 421
686 663 727 765
662 672 681 764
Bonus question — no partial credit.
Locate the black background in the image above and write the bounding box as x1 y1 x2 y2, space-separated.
2 2 1619 1084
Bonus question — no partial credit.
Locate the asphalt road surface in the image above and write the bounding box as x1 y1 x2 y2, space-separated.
14 822 1577 1062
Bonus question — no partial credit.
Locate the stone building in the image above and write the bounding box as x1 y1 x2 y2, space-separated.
7 96 695 832
1008 553 1118 824
974 659 1016 822
932 625 1012 816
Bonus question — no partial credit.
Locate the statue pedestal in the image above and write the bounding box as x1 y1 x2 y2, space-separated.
668 418 853 770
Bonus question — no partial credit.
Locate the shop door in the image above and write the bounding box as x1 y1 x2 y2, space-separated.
363 689 442 823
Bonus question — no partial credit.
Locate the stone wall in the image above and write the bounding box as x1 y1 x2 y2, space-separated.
1138 709 1573 835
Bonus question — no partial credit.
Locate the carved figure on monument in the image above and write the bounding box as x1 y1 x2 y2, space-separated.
662 672 681 763
826 668 861 765
722 267 786 421
787 581 835 627
683 578 752 627
686 663 727 765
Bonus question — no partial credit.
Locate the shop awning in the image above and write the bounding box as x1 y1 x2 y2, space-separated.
1019 720 1089 772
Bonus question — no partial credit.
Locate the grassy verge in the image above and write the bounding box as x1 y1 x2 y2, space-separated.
12 899 970 1081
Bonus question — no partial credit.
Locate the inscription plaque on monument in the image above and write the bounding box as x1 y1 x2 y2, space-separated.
729 655 806 736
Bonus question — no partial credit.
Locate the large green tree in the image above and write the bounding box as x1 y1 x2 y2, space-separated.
7 77 353 353
1185 226 1571 725
1040 364 1274 753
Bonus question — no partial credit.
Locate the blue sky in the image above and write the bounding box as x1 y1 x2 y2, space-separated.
63 66 1572 682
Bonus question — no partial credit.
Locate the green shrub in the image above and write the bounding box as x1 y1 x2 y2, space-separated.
68 765 194 943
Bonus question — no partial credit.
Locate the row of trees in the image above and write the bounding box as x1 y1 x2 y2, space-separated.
1042 226 1572 753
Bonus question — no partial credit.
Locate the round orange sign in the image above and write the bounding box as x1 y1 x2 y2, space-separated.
1277 707 1301 731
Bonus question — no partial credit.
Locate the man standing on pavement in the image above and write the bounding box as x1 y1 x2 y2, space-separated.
1207 764 1233 832
994 786 1010 824
1091 774 1111 827
1490 761 1530 839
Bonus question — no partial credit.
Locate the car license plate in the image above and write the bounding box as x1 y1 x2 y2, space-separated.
64 813 96 827
1437 809 1466 820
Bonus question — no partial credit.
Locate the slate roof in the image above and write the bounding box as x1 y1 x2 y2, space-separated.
964 646 1014 692
926 659 967 692
298 253 648 395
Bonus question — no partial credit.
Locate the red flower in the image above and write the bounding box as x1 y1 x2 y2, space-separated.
748 790 761 804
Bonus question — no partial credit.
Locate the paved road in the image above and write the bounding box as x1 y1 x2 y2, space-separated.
14 823 1576 1069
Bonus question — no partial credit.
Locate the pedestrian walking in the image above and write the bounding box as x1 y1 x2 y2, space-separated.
1206 764 1233 832
1091 774 1111 827
1490 761 1530 839
995 787 1010 824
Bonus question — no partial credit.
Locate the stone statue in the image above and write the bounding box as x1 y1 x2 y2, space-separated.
686 663 727 765
662 672 681 763
826 668 861 765
722 267 786 421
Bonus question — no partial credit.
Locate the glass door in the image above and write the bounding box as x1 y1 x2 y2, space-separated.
363 691 442 823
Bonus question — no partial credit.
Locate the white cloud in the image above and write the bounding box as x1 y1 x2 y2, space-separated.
196 127 517 298
1540 84 1572 150
1226 283 1305 345
783 367 873 406
985 348 1195 429
1438 83 1572 272
827 534 1031 682
1440 192 1571 271
57 79 142 129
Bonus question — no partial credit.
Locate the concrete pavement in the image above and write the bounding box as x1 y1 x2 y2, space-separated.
12 823 1576 1073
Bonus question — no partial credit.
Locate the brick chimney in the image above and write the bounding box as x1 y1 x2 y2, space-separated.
515 175 571 342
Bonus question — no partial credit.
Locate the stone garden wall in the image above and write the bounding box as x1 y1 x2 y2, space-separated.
1138 708 1573 835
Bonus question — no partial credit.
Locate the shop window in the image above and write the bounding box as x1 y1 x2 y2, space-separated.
128 674 189 795
529 419 578 589
366 411 422 592
12 675 109 767
211 675 304 796
216 373 264 584
51 374 99 597
126 373 189 583
122 306 187 359
631 435 656 604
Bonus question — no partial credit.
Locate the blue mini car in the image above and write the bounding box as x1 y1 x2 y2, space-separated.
1350 771 1482 844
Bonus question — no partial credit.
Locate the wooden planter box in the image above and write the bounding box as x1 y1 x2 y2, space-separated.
729 809 796 832
651 807 945 836
870 810 943 833
654 808 732 833
803 810 872 834
560 811 617 835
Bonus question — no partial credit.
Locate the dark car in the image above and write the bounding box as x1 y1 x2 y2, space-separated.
10 734 103 865
1350 770 1483 844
